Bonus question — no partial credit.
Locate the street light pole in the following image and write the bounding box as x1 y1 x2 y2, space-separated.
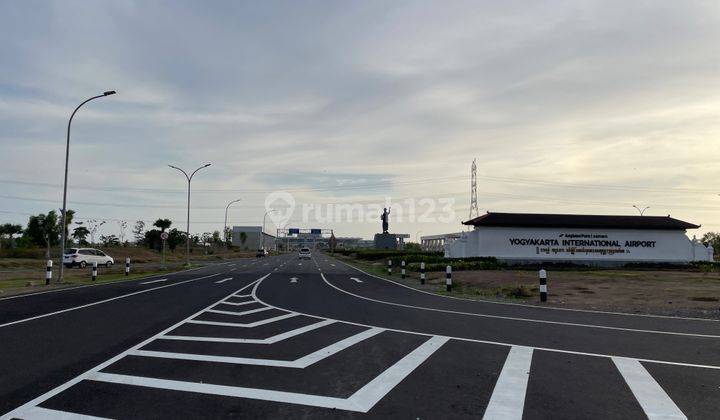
169 163 211 266
262 209 276 250
58 90 116 283
633 205 650 216
224 198 242 248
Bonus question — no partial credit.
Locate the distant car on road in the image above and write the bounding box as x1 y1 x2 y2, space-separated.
256 248 268 258
63 248 114 268
298 247 311 260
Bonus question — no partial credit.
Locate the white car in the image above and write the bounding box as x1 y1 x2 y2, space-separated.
298 247 311 260
63 248 114 268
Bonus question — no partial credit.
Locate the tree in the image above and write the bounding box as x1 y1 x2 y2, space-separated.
702 232 720 253
59 208 75 246
71 226 90 245
100 234 120 247
132 221 145 244
0 223 23 249
153 219 172 232
117 221 128 245
85 219 106 245
144 229 162 251
167 228 185 251
212 230 221 244
201 232 213 245
404 242 422 252
24 211 60 257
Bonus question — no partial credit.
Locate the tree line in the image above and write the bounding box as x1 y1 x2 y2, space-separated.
0 210 229 257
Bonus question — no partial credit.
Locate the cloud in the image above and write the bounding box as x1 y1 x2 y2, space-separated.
1 0 719 239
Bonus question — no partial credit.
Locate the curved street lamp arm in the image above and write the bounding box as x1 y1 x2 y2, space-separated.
168 165 190 181
189 163 212 181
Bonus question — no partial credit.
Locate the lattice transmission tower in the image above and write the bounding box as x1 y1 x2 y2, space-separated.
469 158 479 220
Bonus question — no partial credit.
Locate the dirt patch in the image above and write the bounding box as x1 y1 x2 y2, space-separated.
340 255 720 319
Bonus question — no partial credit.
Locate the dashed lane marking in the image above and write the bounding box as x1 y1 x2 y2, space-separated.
215 277 233 284
483 346 533 420
613 358 687 420
0 273 220 329
350 277 363 283
140 278 168 285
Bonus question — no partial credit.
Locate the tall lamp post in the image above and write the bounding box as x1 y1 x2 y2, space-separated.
58 90 116 283
169 163 211 266
633 205 650 216
224 198 242 248
262 209 276 250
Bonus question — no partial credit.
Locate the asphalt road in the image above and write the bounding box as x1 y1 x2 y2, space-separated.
1 252 718 419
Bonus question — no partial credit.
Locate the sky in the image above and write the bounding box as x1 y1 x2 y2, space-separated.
1 0 719 242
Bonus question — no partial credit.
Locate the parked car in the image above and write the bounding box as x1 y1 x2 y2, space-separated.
63 248 114 268
298 247 311 260
256 248 268 258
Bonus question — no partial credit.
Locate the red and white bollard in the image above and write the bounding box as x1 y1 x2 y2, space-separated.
92 261 98 282
401 260 406 279
125 257 130 276
387 259 392 276
420 262 425 285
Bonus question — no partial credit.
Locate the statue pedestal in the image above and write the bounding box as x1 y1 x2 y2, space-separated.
374 233 399 250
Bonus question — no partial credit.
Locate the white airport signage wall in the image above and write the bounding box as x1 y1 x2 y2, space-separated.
445 227 713 263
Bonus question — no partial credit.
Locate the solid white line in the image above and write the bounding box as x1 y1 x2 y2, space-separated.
130 327 383 368
206 306 271 316
13 406 111 419
0 265 207 302
0 273 220 329
186 313 298 328
332 256 719 322
215 277 233 284
320 274 720 339
218 300 256 306
0 274 272 420
87 372 357 411
158 319 336 344
483 346 533 420
140 278 168 285
348 336 449 412
613 358 687 420
250 274 720 371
